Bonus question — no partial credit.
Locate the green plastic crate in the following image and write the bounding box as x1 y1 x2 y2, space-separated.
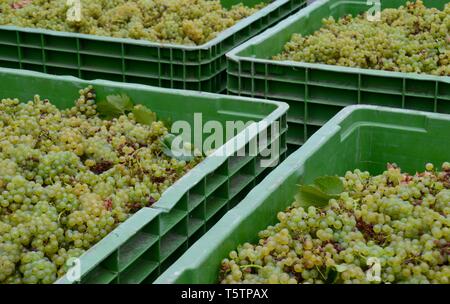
155 105 450 283
227 0 450 152
0 0 306 93
0 67 289 283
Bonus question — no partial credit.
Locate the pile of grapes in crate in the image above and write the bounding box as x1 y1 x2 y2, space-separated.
0 87 201 284
0 0 267 45
220 163 450 284
274 0 450 76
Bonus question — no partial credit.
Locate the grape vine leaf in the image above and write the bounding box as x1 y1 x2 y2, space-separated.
295 176 344 208
295 185 333 208
325 267 338 284
132 105 157 126
161 134 177 150
314 176 344 196
325 264 348 284
96 94 133 119
161 117 173 129
160 134 195 162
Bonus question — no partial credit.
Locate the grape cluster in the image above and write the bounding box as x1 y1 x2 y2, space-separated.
0 87 201 284
220 163 450 284
274 1 450 76
0 0 266 45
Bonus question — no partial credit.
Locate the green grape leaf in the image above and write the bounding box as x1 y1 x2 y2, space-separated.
314 176 344 196
295 185 333 208
325 264 347 284
295 176 344 208
95 101 116 119
325 267 338 284
161 117 173 129
107 94 133 111
132 105 156 126
161 134 177 149
160 134 195 162
96 94 133 119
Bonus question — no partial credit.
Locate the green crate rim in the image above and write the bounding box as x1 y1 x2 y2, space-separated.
154 104 450 283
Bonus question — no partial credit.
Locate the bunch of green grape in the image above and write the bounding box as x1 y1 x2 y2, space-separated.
274 0 450 76
0 87 201 284
0 0 267 45
220 163 450 284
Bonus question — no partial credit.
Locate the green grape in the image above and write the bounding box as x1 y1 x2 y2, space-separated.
220 162 450 284
0 0 266 45
274 0 450 77
0 241 21 281
19 251 57 284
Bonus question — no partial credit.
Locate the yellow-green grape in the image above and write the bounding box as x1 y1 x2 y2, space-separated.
220 162 450 284
274 0 450 76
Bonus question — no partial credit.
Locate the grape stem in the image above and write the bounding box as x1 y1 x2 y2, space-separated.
316 265 326 281
127 147 146 175
57 210 68 224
